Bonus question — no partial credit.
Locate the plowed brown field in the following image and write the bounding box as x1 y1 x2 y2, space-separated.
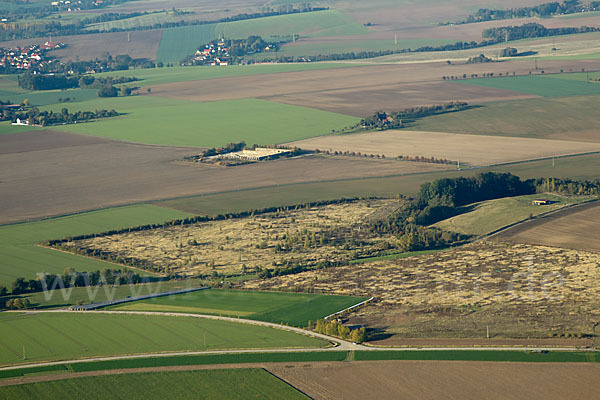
269 360 600 400
495 201 600 253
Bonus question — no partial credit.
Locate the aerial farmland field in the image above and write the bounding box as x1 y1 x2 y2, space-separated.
268 360 600 400
107 289 369 327
0 369 310 400
457 75 600 98
0 312 326 366
495 201 600 253
432 194 587 236
43 97 359 147
0 204 192 287
288 130 600 166
411 95 600 142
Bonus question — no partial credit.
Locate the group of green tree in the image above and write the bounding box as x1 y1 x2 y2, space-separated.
356 102 470 130
0 267 146 302
17 72 138 98
312 319 368 343
5 107 119 127
483 22 600 42
466 54 493 64
445 0 599 25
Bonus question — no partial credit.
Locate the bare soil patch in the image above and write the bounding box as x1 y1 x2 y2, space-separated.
269 360 600 400
495 201 600 253
0 30 162 61
243 241 600 339
288 130 600 166
0 131 443 224
0 130 109 155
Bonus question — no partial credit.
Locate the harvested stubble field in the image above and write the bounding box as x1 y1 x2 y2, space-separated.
59 199 402 276
495 201 600 253
243 241 600 339
268 360 600 400
288 130 600 166
0 130 446 224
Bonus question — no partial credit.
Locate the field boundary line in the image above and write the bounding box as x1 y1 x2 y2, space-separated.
324 297 374 320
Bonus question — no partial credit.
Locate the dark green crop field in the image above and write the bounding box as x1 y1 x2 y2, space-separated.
0 369 309 400
108 289 368 327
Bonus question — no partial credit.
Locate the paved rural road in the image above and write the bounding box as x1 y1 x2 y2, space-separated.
1 309 597 372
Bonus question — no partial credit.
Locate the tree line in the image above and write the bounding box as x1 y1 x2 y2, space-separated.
356 102 470 130
444 1 599 25
0 267 147 300
17 73 137 91
483 22 600 42
5 107 119 126
312 319 368 343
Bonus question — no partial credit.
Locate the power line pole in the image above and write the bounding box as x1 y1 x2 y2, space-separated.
23 344 26 360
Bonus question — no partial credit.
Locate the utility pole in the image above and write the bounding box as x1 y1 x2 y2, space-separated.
395 34 398 46
486 325 490 339
127 32 130 42
23 344 26 360
552 157 555 167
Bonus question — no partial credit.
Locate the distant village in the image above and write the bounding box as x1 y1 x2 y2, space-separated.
190 36 278 66
0 42 63 71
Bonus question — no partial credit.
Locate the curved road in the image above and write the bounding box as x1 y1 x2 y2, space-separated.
1 309 597 373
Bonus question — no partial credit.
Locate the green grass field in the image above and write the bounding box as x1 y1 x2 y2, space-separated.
157 24 217 64
49 96 359 147
412 95 600 140
97 63 363 87
0 312 326 366
215 10 367 40
0 369 309 399
457 74 600 97
156 10 367 63
433 194 585 236
0 204 193 288
107 289 368 326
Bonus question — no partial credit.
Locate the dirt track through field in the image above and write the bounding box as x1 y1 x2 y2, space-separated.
268 360 600 400
0 130 447 224
494 201 600 252
288 130 600 166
